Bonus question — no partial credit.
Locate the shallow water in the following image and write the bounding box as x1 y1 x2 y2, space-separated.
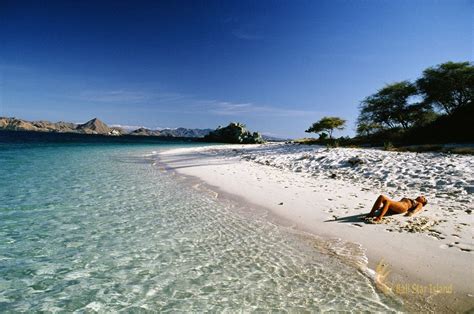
0 140 400 311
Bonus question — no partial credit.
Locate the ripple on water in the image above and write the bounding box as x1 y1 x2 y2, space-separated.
0 144 401 311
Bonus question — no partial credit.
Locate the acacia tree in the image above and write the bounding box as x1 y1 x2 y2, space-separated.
359 81 416 129
305 116 346 139
416 61 474 115
356 116 381 137
358 81 432 130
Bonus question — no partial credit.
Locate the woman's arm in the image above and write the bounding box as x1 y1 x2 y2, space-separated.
405 203 424 216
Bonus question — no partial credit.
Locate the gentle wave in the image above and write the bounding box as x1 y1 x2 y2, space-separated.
0 143 400 311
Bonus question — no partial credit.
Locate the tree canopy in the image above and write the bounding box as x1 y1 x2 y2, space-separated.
359 81 422 129
357 81 436 136
355 61 470 142
305 116 346 138
356 120 381 137
416 61 474 115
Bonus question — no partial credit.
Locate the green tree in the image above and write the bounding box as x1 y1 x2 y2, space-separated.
361 81 416 129
359 81 431 130
356 119 381 137
405 103 439 126
416 61 474 115
305 116 346 139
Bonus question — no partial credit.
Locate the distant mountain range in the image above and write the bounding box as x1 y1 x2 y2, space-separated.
0 117 213 138
261 134 289 142
129 127 212 138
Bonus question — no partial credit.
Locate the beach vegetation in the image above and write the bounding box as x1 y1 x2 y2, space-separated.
391 144 474 155
326 141 339 148
383 141 395 151
416 61 474 115
358 81 433 131
292 138 320 145
305 116 346 139
355 61 474 146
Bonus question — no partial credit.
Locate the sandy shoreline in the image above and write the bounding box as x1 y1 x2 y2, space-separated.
158 143 473 312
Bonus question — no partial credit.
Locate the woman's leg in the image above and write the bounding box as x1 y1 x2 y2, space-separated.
367 195 387 217
375 201 391 221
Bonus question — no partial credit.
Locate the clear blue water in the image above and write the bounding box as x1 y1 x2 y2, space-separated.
0 139 400 311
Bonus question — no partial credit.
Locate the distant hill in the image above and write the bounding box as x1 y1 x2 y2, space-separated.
203 122 265 144
129 128 162 136
0 117 122 136
261 134 289 142
76 118 120 135
0 117 42 132
129 127 212 138
0 117 212 138
159 127 212 138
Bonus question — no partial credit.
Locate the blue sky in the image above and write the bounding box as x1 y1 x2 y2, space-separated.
1 0 472 138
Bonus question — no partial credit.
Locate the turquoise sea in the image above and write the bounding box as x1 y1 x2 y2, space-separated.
0 133 400 311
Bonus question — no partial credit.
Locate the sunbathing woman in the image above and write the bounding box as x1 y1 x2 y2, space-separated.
366 195 427 222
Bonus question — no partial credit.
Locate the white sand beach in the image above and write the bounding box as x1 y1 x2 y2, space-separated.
159 143 474 311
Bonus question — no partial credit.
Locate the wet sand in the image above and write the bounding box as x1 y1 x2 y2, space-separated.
158 144 474 312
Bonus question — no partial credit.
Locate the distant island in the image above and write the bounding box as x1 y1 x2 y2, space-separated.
0 117 213 138
204 122 264 144
0 117 273 144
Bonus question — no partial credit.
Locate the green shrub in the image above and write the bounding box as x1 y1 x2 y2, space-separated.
383 141 395 151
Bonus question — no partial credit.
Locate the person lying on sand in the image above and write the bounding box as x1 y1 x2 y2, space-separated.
366 195 427 222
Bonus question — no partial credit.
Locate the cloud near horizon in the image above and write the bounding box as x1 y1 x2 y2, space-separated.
204 101 319 117
77 89 318 118
78 90 152 103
